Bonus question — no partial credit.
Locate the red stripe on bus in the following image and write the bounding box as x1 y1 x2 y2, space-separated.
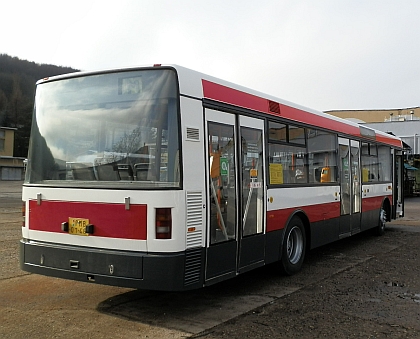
202 79 268 113
202 80 402 148
375 134 401 148
266 201 341 232
362 195 392 212
29 200 147 240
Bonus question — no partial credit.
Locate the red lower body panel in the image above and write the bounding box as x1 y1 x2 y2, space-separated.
28 200 147 240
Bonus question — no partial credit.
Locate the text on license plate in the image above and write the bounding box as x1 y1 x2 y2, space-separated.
69 217 90 236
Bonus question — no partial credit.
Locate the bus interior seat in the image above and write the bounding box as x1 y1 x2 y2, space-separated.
71 163 97 180
96 163 120 181
134 163 150 181
117 164 134 180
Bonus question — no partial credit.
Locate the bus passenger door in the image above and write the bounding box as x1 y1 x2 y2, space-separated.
338 138 361 237
238 116 265 272
350 140 361 232
204 110 266 284
394 151 404 218
205 110 238 283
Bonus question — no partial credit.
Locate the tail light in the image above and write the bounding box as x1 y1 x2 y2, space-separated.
22 202 26 227
156 208 172 239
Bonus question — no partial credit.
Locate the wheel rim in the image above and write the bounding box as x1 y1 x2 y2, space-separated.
287 226 304 265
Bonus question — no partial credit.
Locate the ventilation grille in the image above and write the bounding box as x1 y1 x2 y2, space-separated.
268 100 281 114
186 191 203 249
184 248 202 286
186 127 200 141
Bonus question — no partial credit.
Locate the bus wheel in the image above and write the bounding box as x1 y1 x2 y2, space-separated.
375 207 387 236
280 216 306 275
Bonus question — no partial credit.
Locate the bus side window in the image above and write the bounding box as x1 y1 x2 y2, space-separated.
307 129 337 184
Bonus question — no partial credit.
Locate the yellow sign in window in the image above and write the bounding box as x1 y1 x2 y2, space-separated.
269 163 283 185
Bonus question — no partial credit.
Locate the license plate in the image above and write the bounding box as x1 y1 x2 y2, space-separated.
68 217 90 236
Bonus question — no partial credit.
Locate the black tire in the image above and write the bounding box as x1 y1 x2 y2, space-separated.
280 216 306 275
375 207 387 236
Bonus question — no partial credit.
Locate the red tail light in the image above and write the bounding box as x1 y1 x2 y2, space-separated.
156 208 172 239
22 202 26 227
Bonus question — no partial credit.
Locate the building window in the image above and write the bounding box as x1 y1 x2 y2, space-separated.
0 130 5 152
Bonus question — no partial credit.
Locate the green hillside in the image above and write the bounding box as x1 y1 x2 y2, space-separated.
0 54 79 157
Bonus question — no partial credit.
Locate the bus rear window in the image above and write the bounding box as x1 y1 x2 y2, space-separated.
26 69 181 188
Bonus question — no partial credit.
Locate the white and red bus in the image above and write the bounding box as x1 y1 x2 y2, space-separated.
20 65 404 291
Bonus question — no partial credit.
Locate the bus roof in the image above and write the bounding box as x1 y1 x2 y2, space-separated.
174 65 402 149
37 64 403 149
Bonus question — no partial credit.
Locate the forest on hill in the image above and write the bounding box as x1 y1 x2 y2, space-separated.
0 54 79 157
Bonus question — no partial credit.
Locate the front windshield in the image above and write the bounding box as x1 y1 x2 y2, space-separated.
26 69 181 188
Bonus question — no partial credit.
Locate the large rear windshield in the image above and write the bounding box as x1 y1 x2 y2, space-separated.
25 69 181 188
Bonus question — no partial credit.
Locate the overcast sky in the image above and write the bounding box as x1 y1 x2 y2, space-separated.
2 0 419 111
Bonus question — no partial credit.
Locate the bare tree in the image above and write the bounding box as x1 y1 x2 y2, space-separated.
113 127 143 155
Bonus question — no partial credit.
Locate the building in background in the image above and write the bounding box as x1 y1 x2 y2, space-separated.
0 127 25 180
326 107 420 123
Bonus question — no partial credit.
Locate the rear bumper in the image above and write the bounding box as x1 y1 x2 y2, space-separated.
20 240 204 291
